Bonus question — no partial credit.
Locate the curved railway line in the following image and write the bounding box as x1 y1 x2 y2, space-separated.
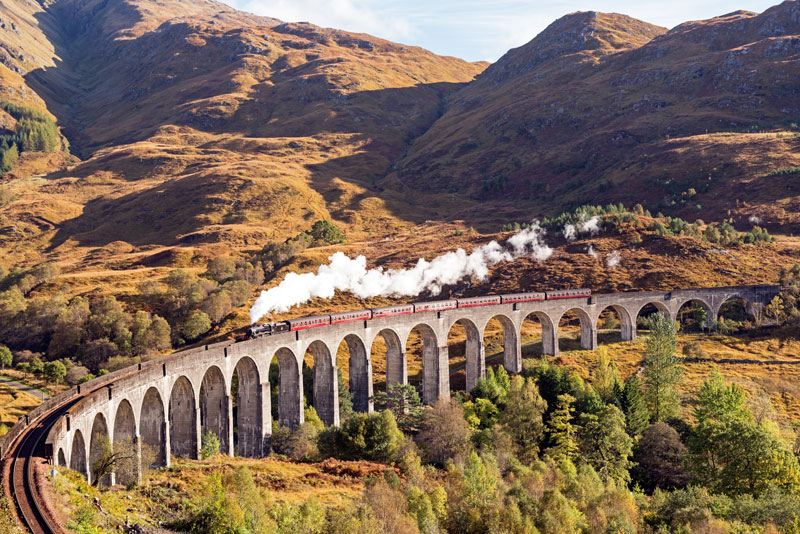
3 374 134 533
4 399 73 533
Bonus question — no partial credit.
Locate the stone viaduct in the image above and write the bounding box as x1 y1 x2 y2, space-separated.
38 285 777 485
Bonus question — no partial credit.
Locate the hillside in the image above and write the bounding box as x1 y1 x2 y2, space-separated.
393 3 800 230
0 1 798 348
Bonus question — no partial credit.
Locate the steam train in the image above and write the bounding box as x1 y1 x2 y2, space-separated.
244 288 591 339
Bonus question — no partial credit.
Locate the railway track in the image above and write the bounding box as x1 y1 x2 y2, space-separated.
5 398 78 534
3 369 142 533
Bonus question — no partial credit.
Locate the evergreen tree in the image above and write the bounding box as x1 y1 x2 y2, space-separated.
642 313 682 422
578 404 634 483
0 142 18 173
545 393 578 463
500 376 547 464
621 375 650 437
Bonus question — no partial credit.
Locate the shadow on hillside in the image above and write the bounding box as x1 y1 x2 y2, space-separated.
25 4 484 248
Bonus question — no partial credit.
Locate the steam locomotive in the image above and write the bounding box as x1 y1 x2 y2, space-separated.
244 288 590 340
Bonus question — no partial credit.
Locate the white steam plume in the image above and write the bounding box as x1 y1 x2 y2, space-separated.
606 250 621 269
563 215 601 241
587 245 598 260
748 215 763 225
250 223 553 323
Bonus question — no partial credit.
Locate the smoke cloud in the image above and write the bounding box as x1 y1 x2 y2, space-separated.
564 215 601 241
606 250 621 269
250 223 553 323
587 245 598 260
748 215 763 225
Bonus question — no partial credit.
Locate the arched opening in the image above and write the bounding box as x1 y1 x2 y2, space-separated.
141 387 167 468
339 334 369 414
70 430 87 478
635 302 671 334
200 366 229 455
557 308 594 352
305 341 338 427
169 377 197 459
596 305 634 344
57 448 67 467
233 357 262 457
370 329 405 392
446 319 479 393
717 296 755 334
113 399 138 486
484 315 519 375
269 348 303 431
520 311 557 357
677 299 713 332
89 413 110 487
405 324 442 404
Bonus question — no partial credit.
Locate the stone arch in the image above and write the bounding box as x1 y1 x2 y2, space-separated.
113 399 138 486
521 311 557 356
307 340 338 427
677 298 714 331
89 413 110 486
484 314 520 375
200 366 229 454
57 448 66 467
406 323 443 404
716 295 757 326
233 356 263 457
141 387 167 468
341 334 371 413
169 376 197 459
635 301 672 323
446 318 481 392
556 307 594 351
596 305 635 342
69 429 87 478
372 329 405 388
271 347 303 430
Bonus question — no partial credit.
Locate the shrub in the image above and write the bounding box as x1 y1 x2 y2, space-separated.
417 398 473 465
319 410 404 462
200 431 220 459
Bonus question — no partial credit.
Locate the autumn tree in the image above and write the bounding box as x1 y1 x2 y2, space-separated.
43 360 66 388
688 370 800 496
417 399 472 465
0 345 11 370
578 404 633 483
499 376 547 464
642 313 682 421
632 422 689 492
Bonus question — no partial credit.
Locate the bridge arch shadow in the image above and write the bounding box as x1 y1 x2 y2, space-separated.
304 341 338 427
269 347 303 431
89 413 111 487
338 334 370 414
556 308 594 352
141 387 167 468
520 311 556 357
70 429 88 479
445 318 480 393
113 399 137 486
406 323 441 404
200 367 229 455
233 356 262 457
169 376 196 459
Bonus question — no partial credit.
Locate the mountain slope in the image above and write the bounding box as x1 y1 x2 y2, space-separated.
0 0 486 263
391 3 800 229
